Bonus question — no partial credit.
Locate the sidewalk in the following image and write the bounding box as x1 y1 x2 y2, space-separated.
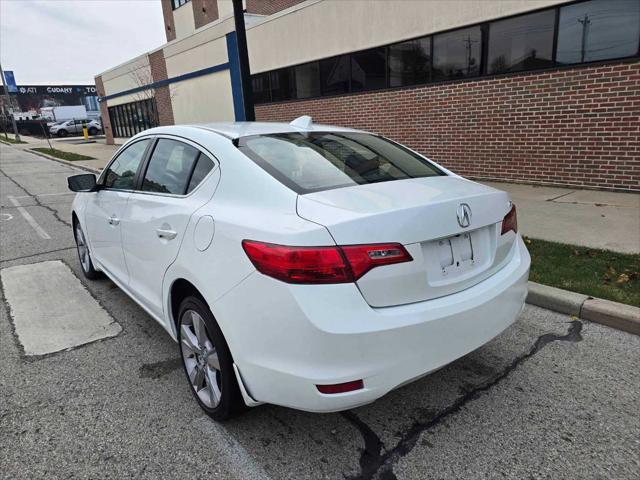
7 135 639 254
483 181 639 254
11 134 122 172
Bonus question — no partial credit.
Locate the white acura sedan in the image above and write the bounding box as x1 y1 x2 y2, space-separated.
68 117 530 420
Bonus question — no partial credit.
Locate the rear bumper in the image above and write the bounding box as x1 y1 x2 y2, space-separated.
214 236 530 412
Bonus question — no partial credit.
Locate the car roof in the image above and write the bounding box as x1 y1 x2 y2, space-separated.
146 120 366 141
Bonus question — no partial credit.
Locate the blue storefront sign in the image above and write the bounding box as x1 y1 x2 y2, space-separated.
4 71 17 93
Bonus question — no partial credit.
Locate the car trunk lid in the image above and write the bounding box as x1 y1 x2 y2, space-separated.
297 176 515 307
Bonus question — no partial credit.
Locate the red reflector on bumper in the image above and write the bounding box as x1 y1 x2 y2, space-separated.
316 380 364 394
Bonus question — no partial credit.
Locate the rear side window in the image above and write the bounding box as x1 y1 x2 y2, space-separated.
186 154 215 193
103 139 150 189
238 132 444 194
142 139 199 195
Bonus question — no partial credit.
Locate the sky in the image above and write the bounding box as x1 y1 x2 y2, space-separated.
0 0 166 85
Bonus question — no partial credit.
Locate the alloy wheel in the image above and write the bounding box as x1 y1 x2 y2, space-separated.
75 225 91 273
179 310 222 408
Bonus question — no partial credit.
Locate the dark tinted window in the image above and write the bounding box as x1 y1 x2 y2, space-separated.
320 55 351 95
293 62 321 99
389 37 431 87
432 26 482 80
239 132 444 194
270 68 295 101
252 73 271 104
351 47 387 92
186 154 215 193
488 9 556 74
103 139 150 189
556 0 640 64
142 139 199 195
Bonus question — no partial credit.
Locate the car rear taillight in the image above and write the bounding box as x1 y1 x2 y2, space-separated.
316 380 364 394
241 240 412 284
501 203 518 235
340 244 413 280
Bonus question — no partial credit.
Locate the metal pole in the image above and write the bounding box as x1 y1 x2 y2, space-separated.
578 15 590 64
0 63 21 141
232 0 255 121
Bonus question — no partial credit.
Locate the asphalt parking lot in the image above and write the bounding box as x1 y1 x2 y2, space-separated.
1 144 638 480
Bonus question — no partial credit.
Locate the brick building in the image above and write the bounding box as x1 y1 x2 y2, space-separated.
96 0 640 191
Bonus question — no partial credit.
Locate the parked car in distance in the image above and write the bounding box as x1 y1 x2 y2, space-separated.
67 117 530 421
50 119 102 137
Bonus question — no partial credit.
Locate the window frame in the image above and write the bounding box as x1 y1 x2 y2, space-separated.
98 137 154 192
485 8 557 75
130 134 219 198
172 0 190 11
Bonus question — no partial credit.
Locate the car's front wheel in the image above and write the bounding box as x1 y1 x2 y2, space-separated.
57 129 68 137
178 296 246 421
74 222 100 279
88 127 98 135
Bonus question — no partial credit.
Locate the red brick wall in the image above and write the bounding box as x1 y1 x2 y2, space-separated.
255 61 640 192
148 50 175 126
94 75 114 145
246 0 306 15
161 0 176 42
193 0 218 29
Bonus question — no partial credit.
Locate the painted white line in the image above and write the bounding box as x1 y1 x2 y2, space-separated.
13 192 74 199
7 195 51 239
1 213 13 221
195 418 273 480
0 260 121 356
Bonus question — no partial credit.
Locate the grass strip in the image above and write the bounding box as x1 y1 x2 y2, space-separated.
31 147 94 161
527 237 639 307
0 136 27 144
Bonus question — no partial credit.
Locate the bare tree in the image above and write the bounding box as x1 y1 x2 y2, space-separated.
128 66 156 102
127 66 179 103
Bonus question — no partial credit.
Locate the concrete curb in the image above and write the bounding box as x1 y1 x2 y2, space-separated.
26 149 101 174
527 281 640 336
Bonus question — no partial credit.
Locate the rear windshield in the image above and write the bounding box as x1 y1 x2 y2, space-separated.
237 132 444 194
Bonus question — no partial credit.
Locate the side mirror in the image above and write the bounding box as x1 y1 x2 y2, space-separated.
68 174 98 192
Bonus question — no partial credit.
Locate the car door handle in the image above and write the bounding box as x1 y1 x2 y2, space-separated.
156 228 177 240
108 215 120 226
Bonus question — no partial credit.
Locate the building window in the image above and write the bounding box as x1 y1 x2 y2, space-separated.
252 0 640 105
556 0 640 64
389 37 431 87
351 47 387 92
488 9 556 74
270 68 295 101
293 62 321 99
252 72 271 104
320 55 351 96
108 98 157 138
172 0 190 10
433 26 482 81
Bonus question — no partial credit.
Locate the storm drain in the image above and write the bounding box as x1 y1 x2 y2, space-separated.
1 260 121 355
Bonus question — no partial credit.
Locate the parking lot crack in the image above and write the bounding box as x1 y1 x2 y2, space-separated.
340 411 387 479
342 320 583 480
0 167 72 228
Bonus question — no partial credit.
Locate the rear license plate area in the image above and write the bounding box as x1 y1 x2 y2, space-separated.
437 233 475 274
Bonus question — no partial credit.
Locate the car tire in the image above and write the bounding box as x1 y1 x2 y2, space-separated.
57 129 68 137
177 296 246 421
74 221 101 280
88 127 98 135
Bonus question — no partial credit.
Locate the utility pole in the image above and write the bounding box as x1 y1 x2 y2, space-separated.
232 0 255 121
463 35 478 75
578 14 591 63
0 64 20 142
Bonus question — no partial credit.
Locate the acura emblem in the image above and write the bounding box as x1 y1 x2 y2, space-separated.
456 203 472 228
